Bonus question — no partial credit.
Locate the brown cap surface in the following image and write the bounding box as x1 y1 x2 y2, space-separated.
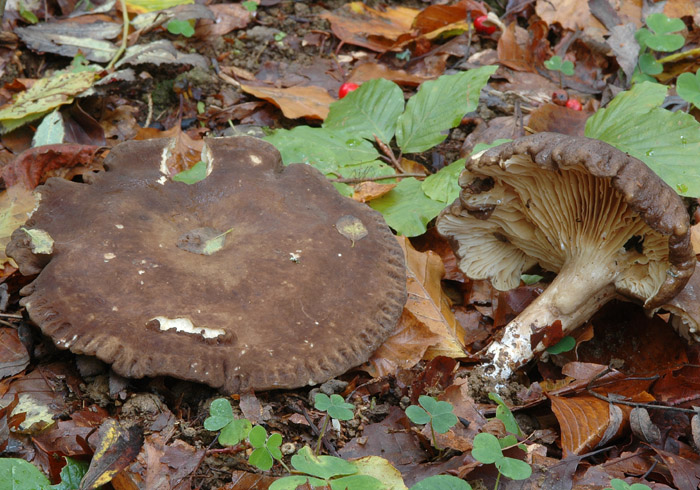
438 132 694 308
7 136 406 392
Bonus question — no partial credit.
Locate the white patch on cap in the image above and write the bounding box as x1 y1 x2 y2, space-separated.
250 154 262 165
152 316 225 339
115 224 124 229
104 253 116 261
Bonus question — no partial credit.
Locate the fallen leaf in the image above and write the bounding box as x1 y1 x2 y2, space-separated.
320 2 419 52
349 63 429 86
352 182 396 202
535 0 604 32
527 102 589 136
0 71 95 134
196 3 253 39
398 236 466 359
0 186 40 270
15 22 120 62
240 84 335 120
0 328 29 379
2 144 102 189
81 419 144 490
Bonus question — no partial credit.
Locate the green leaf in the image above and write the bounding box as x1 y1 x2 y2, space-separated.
410 475 472 490
396 65 497 153
496 456 532 480
585 81 700 196
330 475 384 490
638 53 662 75
248 425 267 448
324 78 404 143
219 418 252 446
488 393 522 436
19 3 39 24
369 178 446 237
418 395 438 413
0 71 95 134
422 159 464 203
32 110 65 147
264 126 379 174
677 70 700 109
270 476 326 490
242 1 257 12
204 398 235 431
267 432 283 460
406 405 431 425
499 434 518 448
167 19 195 37
315 394 355 421
249 447 274 471
431 410 458 434
330 160 396 182
642 13 685 52
48 457 89 490
471 433 503 464
0 458 50 490
546 335 576 354
173 160 208 184
291 446 358 480
560 60 575 76
544 56 574 75
520 274 543 285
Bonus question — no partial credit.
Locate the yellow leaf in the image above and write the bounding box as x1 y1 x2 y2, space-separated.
125 0 193 14
0 186 40 269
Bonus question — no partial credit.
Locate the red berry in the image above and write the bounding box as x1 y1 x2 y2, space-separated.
338 82 359 99
474 16 497 35
565 99 582 111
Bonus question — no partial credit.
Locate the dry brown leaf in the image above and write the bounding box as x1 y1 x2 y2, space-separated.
196 3 253 40
549 391 655 457
365 309 442 378
691 223 700 255
349 63 430 87
320 2 419 52
0 186 39 270
527 103 589 137
134 125 204 175
352 181 396 203
497 23 536 73
400 158 428 175
398 236 466 359
535 0 604 32
240 84 334 120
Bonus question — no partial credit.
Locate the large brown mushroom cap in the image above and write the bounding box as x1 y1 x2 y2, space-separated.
7 136 406 392
437 132 695 379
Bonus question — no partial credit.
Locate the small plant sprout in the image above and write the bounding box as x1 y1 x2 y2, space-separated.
166 19 195 38
471 433 532 488
248 425 287 472
274 31 287 42
406 395 458 449
604 479 652 490
242 0 257 12
544 55 575 87
314 393 355 454
204 398 253 446
409 475 472 490
634 14 685 82
545 336 576 354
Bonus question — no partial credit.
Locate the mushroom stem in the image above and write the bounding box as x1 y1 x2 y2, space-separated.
484 256 619 381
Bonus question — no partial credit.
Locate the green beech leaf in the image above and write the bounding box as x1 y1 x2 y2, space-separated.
640 13 685 52
0 458 50 490
369 178 446 237
396 65 497 153
421 159 464 203
585 81 700 196
264 126 379 174
324 78 405 143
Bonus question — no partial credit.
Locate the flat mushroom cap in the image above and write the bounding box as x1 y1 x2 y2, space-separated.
437 132 695 309
7 136 406 392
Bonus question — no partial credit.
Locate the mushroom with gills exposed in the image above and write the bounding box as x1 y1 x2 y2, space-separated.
437 132 695 383
6 136 407 392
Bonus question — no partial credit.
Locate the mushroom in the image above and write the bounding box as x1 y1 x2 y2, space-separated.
436 133 695 381
7 136 406 392
656 266 700 343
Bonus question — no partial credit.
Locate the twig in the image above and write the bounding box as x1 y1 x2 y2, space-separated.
0 313 23 319
375 135 404 172
329 173 426 184
0 0 7 27
106 0 129 71
144 93 153 128
586 366 698 414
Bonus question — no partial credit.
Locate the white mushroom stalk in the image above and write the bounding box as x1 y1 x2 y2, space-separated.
438 141 683 382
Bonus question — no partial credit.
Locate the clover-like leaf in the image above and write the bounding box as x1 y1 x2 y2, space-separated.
488 393 522 436
496 455 532 481
406 405 431 426
315 393 355 421
219 418 252 447
677 70 700 109
544 56 574 76
410 475 473 490
635 14 685 52
472 432 502 464
248 425 282 471
546 335 576 354
167 19 195 38
638 53 662 76
291 446 358 480
204 398 235 431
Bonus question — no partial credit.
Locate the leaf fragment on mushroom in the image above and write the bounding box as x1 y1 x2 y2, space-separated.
151 316 225 339
176 227 233 256
22 228 54 255
335 215 368 245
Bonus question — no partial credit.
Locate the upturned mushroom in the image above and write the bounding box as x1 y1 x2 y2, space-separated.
7 136 407 392
437 133 695 381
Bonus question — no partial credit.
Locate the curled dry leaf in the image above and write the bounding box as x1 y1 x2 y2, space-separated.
352 182 397 203
629 407 661 445
240 84 335 120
